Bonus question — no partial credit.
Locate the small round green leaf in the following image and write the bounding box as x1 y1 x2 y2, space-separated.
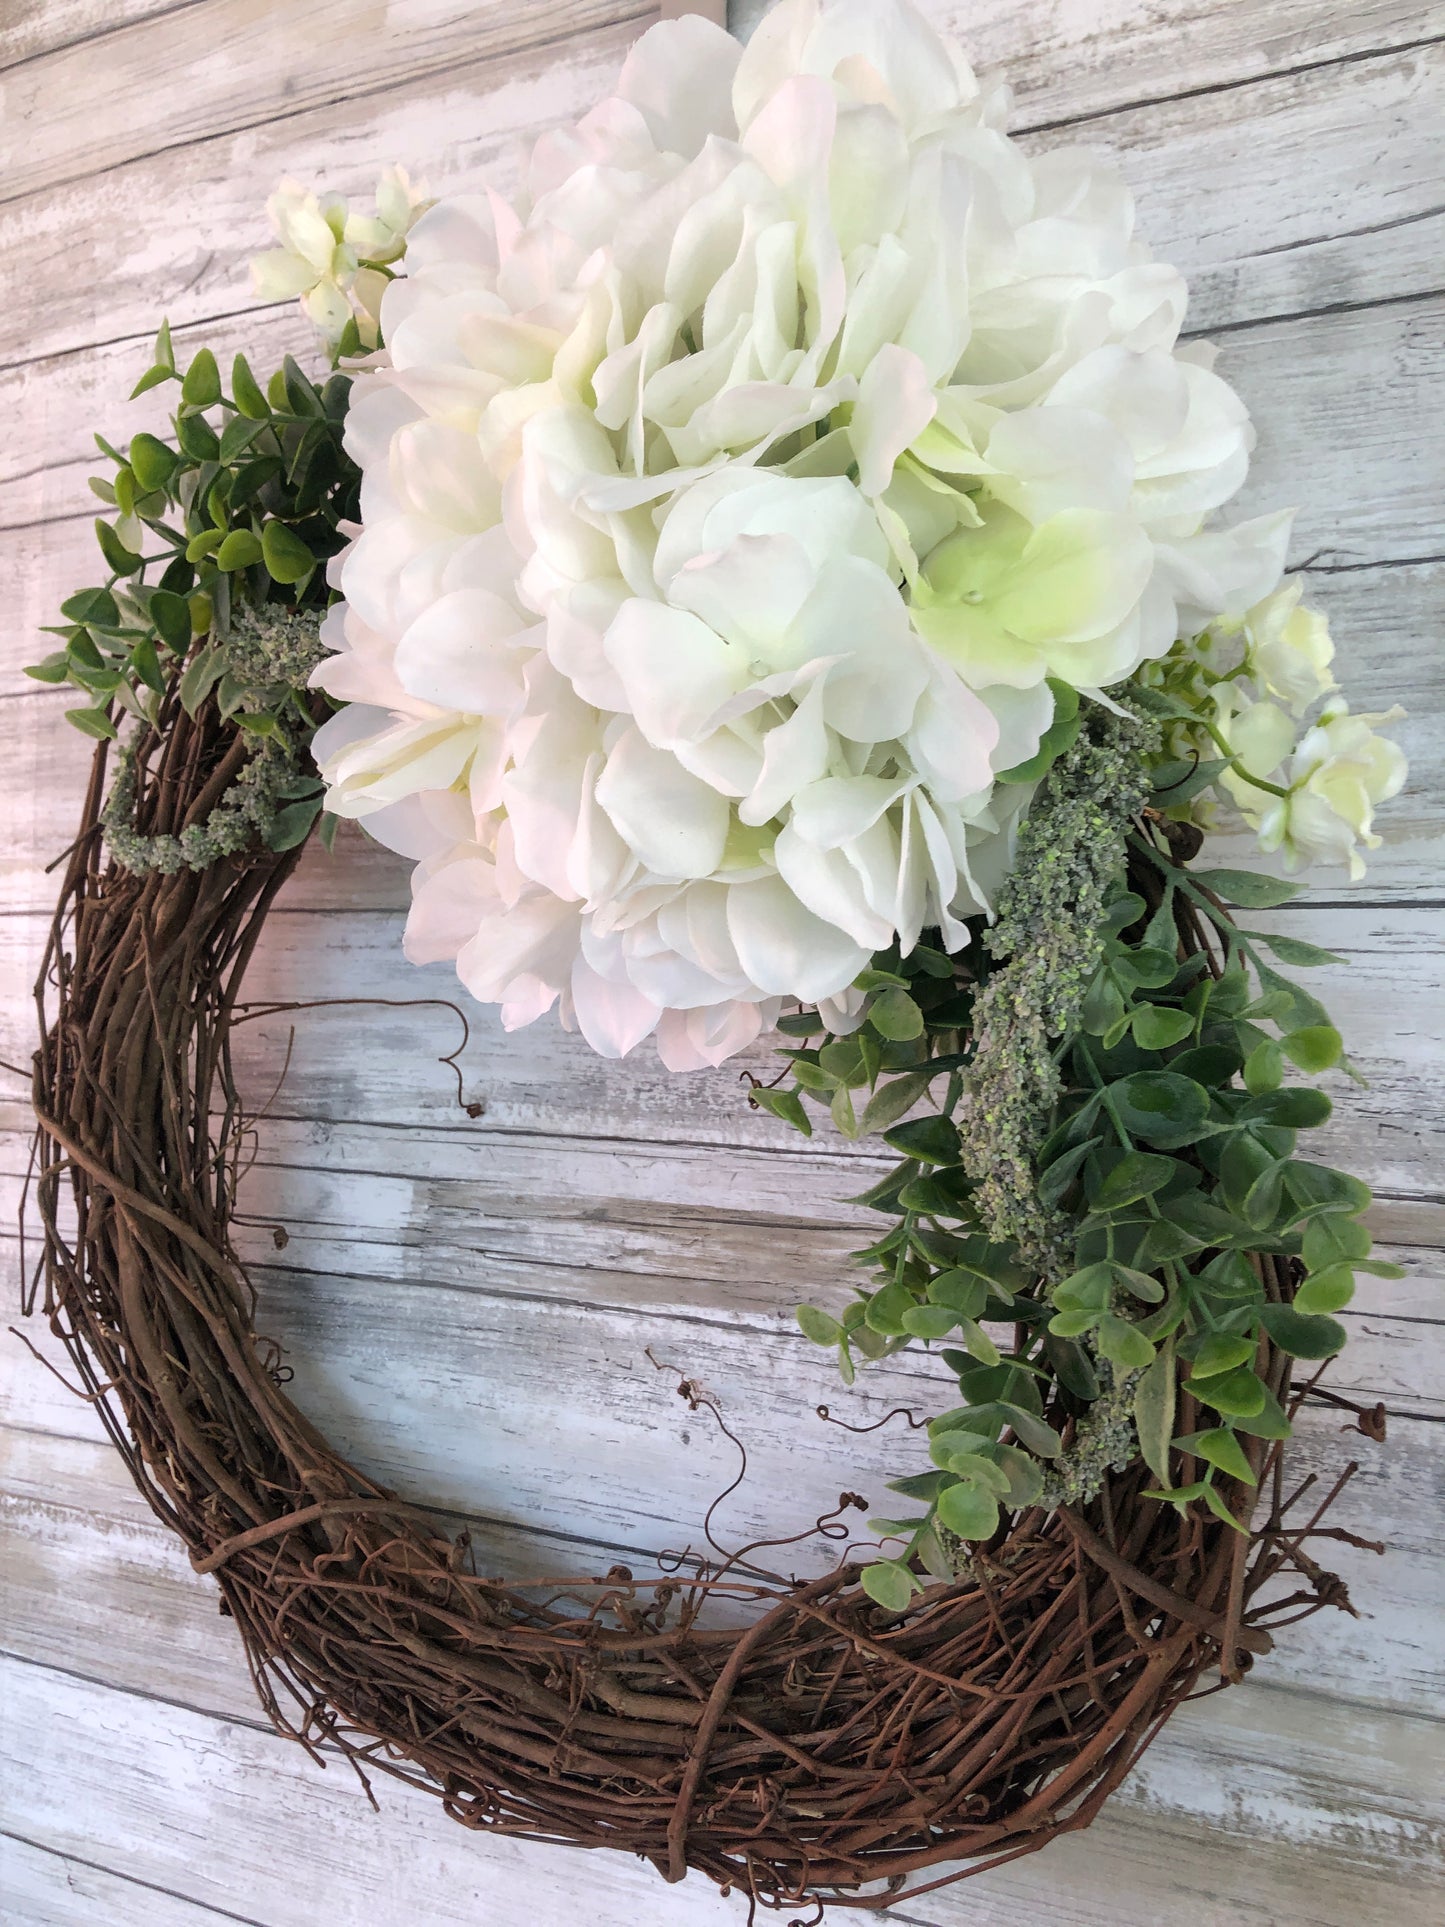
750 1086 812 1137
149 589 193 653
864 1281 917 1337
936 1479 1001 1542
1244 1040 1284 1094
1188 1333 1256 1379
1111 1073 1211 1149
1190 1364 1267 1418
181 347 221 407
902 1304 959 1341
1093 1151 1178 1211
185 529 226 564
261 519 316 586
868 988 925 1042
215 529 264 572
1097 1314 1156 1372
232 354 271 419
1131 1004 1195 1051
1282 1026 1344 1074
861 1560 919 1611
176 413 220 462
1260 1303 1348 1360
1048 1308 1099 1339
1244 1087 1333 1129
60 587 119 628
65 705 118 740
128 432 176 493
95 517 142 574
796 1305 843 1346
927 1270 988 1320
1293 1266 1356 1316
885 1115 962 1166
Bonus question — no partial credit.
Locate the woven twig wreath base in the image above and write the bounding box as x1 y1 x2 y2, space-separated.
28 693 1355 1918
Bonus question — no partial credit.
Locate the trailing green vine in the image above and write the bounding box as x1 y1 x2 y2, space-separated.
779 698 1400 1610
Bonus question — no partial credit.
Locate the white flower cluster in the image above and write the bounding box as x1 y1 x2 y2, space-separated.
301 0 1388 1069
1186 582 1406 879
252 167 430 350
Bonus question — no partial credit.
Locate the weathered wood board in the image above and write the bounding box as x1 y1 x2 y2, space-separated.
2 2 1442 1922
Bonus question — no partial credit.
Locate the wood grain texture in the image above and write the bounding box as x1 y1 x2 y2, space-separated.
0 1 654 203
0 0 196 71
3 34 1442 379
3 1 1443 1922
1 904 1441 1188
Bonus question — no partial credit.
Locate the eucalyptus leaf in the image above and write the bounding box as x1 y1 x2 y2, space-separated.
751 1086 813 1137
936 1479 1000 1542
1258 932 1346 968
903 1304 960 1341
1293 1266 1356 1315
1190 868 1303 908
1111 1072 1212 1149
1093 1151 1178 1211
1179 1426 1257 1485
1259 1303 1348 1360
861 1560 920 1610
181 347 222 407
1282 1025 1344 1074
885 1114 961 1166
796 1305 843 1346
1134 1339 1177 1485
858 1071 932 1138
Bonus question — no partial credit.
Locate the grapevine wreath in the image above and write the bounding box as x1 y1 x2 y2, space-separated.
25 0 1409 1913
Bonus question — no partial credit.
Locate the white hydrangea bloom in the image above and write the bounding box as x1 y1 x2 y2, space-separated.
309 0 1324 1067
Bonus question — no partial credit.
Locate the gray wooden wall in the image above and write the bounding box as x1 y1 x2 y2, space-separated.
2 2 1442 1920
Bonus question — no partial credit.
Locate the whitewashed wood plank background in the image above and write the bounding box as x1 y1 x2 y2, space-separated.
1 2 1442 1921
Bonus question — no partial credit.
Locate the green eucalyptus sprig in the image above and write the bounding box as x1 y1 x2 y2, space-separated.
27 323 356 747
782 708 1398 1612
27 328 360 859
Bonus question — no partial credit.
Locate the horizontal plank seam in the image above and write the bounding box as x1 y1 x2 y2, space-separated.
1251 199 1445 260
1312 550 1445 574
0 7 657 216
0 1642 277 1735
0 1418 724 1568
0 298 278 381
1014 31 1445 137
2 1109 1443 1188
0 1829 267 1927
0 0 212 79
1184 283 1444 341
